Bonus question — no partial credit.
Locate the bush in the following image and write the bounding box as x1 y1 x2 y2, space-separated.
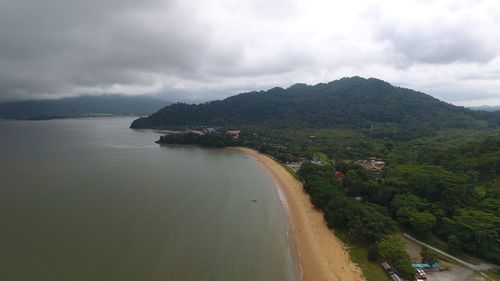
377 234 416 281
368 245 379 261
421 246 438 264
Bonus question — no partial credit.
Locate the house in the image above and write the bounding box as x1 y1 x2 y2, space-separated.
226 130 241 138
299 157 308 162
355 158 385 174
335 171 346 179
203 127 217 134
287 162 303 172
187 129 204 135
311 160 323 165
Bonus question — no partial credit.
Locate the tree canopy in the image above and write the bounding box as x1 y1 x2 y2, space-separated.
131 77 499 140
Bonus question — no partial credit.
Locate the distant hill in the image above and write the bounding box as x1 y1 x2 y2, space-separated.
469 105 500 112
131 77 499 139
0 95 169 120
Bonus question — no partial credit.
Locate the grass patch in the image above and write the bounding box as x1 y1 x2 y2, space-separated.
414 233 482 265
278 162 301 180
484 270 500 281
335 231 391 281
278 162 300 180
349 245 391 281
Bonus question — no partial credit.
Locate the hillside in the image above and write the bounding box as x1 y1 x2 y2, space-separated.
137 77 500 267
131 77 499 138
0 95 168 120
469 105 500 112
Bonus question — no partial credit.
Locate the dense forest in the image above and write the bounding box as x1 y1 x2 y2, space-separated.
131 77 500 140
0 95 168 120
141 77 499 275
298 135 499 259
156 132 237 148
470 105 500 112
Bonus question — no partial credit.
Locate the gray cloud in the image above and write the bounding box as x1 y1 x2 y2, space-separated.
375 19 496 64
0 0 499 105
0 0 213 100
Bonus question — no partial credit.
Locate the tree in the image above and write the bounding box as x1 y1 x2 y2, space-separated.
421 247 438 264
347 203 398 242
408 212 436 234
378 234 416 281
450 209 500 262
392 194 436 234
391 194 429 213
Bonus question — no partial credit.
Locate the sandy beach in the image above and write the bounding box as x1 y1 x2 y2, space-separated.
237 147 365 281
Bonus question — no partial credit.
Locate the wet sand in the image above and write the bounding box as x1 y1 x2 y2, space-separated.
237 147 365 281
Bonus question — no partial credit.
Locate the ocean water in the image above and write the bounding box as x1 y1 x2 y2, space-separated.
0 117 300 281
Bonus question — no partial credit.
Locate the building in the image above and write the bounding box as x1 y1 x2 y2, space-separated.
355 158 385 174
335 171 346 179
226 130 241 138
311 160 323 165
286 162 302 172
203 128 217 134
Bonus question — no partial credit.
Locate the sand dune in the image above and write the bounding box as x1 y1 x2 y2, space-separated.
237 147 365 281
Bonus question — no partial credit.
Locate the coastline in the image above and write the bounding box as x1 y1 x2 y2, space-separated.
236 147 365 281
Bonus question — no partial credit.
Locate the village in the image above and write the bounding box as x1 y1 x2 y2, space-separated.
184 126 241 138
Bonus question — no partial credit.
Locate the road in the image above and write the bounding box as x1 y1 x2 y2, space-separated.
403 233 497 272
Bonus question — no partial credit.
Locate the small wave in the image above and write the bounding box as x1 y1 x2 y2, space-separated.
104 143 157 149
275 183 290 211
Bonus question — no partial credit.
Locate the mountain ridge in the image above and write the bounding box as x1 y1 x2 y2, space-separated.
0 94 169 120
469 105 500 112
130 77 499 138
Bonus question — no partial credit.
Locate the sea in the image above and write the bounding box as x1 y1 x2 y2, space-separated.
0 117 300 281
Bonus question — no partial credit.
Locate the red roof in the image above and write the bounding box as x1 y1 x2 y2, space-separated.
335 171 346 179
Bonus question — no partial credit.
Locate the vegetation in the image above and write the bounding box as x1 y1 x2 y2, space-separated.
469 105 500 112
297 162 415 280
293 136 500 265
140 77 500 269
0 95 168 120
377 235 416 280
131 77 500 140
156 132 238 148
338 234 391 281
421 247 439 264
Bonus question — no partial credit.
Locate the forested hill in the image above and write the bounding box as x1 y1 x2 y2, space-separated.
130 77 499 138
469 105 500 112
0 95 168 120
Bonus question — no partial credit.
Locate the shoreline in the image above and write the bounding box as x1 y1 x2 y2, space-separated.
236 147 365 281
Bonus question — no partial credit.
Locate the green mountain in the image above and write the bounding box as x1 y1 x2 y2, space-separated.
469 105 500 112
0 94 169 120
131 77 499 138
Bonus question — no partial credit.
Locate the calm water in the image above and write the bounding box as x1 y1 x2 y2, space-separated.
0 117 300 281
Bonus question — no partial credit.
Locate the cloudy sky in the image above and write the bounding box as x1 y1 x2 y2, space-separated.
1 0 499 105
